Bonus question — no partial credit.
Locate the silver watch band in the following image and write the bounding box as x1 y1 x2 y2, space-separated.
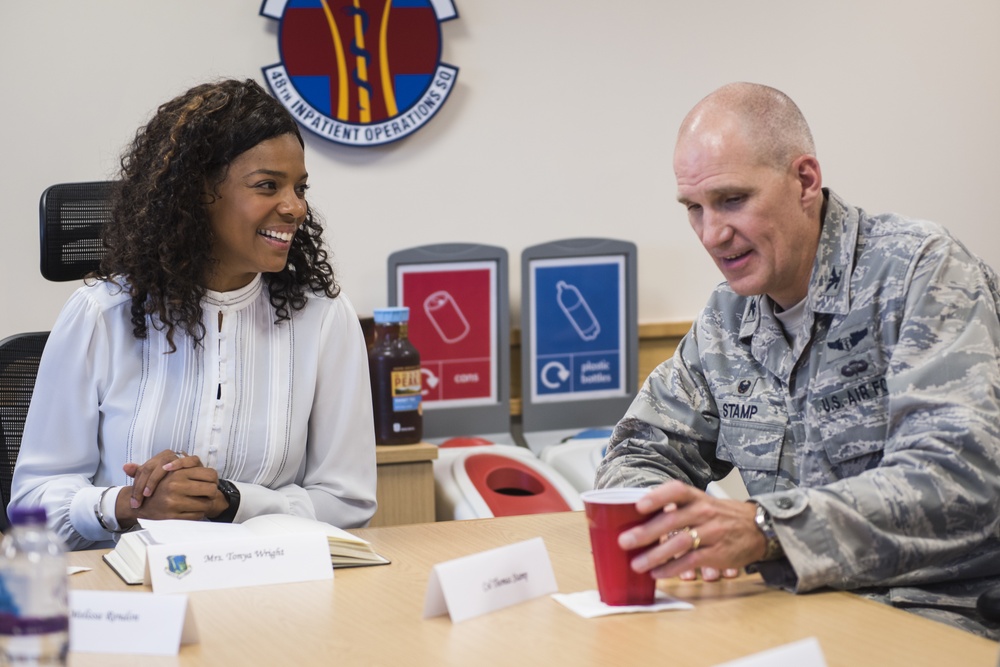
753 502 785 561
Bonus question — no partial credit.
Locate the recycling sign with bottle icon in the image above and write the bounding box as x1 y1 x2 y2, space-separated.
529 256 626 401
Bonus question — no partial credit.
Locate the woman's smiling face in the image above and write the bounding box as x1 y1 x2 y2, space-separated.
204 133 309 292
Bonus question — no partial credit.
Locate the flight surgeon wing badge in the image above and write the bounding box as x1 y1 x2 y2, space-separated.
260 0 459 147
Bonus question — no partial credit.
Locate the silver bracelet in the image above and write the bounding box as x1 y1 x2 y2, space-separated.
94 486 128 534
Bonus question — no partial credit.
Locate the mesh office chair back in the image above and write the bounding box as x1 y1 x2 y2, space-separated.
39 181 114 282
0 332 49 531
0 183 112 527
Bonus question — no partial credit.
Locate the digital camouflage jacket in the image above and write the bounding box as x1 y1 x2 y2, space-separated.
597 190 1000 637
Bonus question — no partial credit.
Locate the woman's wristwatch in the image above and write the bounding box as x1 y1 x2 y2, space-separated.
752 502 785 561
212 479 241 523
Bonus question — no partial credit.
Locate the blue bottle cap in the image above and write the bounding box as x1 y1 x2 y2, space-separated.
373 307 410 324
8 506 47 525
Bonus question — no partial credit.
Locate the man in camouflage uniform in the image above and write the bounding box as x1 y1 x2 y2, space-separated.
595 82 1000 638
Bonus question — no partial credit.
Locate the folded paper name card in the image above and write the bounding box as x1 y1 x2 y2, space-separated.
146 531 333 594
104 514 389 585
423 536 558 623
69 590 198 656
715 637 827 667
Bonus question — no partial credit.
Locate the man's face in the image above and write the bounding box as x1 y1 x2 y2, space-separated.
674 123 820 310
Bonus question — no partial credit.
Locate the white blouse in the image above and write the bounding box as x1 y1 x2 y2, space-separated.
11 275 377 550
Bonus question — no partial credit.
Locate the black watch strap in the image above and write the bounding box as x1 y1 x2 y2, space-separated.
212 479 241 523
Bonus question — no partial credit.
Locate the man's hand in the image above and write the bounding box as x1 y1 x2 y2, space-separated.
617 480 767 580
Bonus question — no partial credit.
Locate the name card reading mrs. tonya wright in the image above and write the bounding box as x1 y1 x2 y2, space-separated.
423 536 558 623
69 590 198 656
146 531 332 594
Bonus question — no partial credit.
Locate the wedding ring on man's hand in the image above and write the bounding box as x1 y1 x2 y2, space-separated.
684 526 702 551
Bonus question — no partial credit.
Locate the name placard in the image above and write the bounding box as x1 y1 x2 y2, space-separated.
716 637 827 667
423 537 558 623
145 531 332 594
69 590 198 656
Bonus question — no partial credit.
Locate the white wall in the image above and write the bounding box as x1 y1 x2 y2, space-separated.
2 1 998 340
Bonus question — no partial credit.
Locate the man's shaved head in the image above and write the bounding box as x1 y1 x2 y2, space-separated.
677 82 815 171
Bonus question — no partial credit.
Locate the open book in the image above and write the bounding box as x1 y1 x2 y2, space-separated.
103 514 390 585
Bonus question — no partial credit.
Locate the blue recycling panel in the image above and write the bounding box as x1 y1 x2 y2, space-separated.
532 259 625 398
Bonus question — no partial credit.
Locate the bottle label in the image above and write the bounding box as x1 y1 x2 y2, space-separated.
0 613 69 635
391 366 422 412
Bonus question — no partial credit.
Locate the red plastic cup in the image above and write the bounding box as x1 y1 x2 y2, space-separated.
581 488 656 606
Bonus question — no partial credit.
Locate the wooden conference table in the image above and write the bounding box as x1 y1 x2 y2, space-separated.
67 512 998 667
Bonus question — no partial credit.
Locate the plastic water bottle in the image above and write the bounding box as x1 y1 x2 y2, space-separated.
0 507 69 666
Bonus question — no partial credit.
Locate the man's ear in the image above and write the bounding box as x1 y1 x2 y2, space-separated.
794 154 823 210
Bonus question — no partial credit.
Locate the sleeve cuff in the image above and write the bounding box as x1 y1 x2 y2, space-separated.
69 486 117 542
746 559 800 591
231 481 291 523
747 491 807 590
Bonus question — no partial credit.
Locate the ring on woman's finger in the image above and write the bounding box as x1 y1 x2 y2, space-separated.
683 526 702 551
176 451 187 459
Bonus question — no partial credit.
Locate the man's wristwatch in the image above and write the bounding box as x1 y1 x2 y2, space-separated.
212 479 241 523
752 502 785 561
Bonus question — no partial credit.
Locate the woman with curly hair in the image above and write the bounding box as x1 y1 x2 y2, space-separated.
11 79 377 549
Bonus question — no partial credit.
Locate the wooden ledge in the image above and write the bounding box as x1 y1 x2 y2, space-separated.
375 442 439 465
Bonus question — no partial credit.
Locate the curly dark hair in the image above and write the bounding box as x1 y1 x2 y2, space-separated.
97 78 339 351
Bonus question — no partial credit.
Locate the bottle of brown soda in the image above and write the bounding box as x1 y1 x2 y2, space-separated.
369 307 423 445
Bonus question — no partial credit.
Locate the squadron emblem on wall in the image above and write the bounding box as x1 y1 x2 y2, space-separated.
260 0 459 147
